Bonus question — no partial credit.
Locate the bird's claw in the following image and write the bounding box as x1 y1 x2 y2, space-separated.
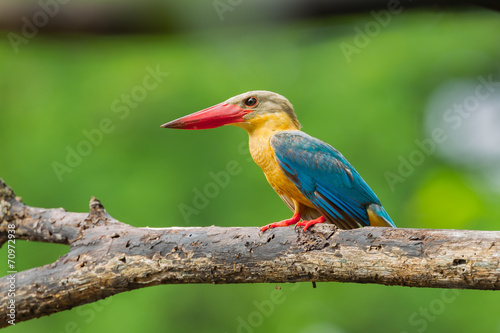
260 214 301 233
261 216 325 233
260 225 270 233
260 222 282 233
296 216 327 232
295 221 311 232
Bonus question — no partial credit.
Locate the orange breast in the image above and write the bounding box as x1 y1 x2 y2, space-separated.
248 130 313 208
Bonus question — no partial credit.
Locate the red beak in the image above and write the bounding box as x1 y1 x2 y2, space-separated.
161 103 251 130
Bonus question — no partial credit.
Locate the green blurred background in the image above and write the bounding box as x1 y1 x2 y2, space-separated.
1 2 500 332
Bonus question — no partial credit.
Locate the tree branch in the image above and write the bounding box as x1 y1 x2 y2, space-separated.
0 178 499 327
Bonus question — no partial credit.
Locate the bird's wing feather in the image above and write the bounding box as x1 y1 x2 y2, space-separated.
279 193 322 220
270 131 394 229
278 194 295 212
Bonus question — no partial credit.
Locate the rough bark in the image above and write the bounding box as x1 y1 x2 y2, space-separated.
0 178 499 327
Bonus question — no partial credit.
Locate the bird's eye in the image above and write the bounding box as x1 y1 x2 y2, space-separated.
244 97 258 107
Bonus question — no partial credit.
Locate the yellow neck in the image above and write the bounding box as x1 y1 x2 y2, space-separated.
234 112 300 139
234 113 300 164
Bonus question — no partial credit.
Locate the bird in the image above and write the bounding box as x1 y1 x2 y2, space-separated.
161 91 395 232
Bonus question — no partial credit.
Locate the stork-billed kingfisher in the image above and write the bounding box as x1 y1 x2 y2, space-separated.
161 91 395 232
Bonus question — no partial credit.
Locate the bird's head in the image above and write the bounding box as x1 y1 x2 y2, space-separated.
161 91 301 132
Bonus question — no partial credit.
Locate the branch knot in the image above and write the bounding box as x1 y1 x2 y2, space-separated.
87 197 111 224
0 178 15 201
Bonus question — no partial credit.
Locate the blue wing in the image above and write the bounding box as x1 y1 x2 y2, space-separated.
270 131 395 229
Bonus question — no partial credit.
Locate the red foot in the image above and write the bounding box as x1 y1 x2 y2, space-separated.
260 212 301 232
296 216 326 232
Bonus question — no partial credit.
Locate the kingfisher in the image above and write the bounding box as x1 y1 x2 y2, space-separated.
161 91 395 232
